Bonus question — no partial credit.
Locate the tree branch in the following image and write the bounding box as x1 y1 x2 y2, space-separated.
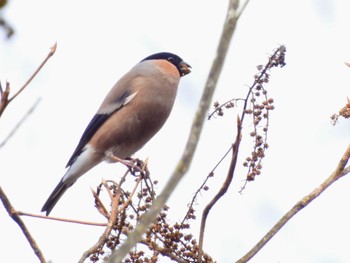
0 186 47 263
0 98 41 149
198 118 242 262
0 81 10 117
0 43 56 117
8 43 56 103
79 173 143 262
236 143 350 263
17 211 107 227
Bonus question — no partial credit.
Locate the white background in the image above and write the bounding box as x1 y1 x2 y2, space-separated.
0 0 350 262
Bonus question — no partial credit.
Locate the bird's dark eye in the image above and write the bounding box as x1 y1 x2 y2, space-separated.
167 57 175 63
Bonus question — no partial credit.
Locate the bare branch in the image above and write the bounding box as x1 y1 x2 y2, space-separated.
236 144 350 263
0 81 10 117
340 165 350 176
237 0 251 18
92 185 110 218
139 239 189 263
180 145 233 226
8 43 56 103
0 98 41 149
18 211 107 227
198 117 242 262
0 186 47 263
79 172 143 262
0 43 56 117
193 45 286 260
330 97 350 124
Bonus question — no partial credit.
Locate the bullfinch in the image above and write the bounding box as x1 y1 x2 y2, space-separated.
41 52 191 215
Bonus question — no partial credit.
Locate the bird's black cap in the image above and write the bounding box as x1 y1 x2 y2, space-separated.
142 52 191 76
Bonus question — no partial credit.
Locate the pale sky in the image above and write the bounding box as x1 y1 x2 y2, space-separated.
1 0 350 262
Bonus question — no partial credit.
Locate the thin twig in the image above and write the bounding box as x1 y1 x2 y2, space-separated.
340 165 350 176
197 45 286 260
181 145 233 226
79 172 143 262
79 175 126 263
0 44 56 117
109 155 143 173
0 98 41 148
198 117 242 262
237 0 251 18
0 186 47 263
18 211 107 226
240 46 282 124
117 175 143 214
92 186 110 218
0 81 10 117
208 98 245 120
8 43 56 103
139 239 188 263
106 0 242 261
102 178 116 201
236 144 350 263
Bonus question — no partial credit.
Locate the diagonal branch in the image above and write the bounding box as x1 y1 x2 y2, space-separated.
0 186 47 263
8 43 56 103
17 211 107 226
0 81 10 117
0 98 41 149
236 143 350 263
0 43 56 117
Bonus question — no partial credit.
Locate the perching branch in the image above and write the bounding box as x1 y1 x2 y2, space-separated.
106 0 243 261
236 144 350 263
0 186 47 263
79 174 143 263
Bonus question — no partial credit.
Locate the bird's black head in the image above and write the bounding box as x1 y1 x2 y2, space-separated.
142 52 191 77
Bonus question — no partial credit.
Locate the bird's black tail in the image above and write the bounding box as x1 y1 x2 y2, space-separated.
41 179 70 216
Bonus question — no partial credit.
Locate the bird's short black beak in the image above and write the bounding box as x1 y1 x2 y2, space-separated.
179 61 191 76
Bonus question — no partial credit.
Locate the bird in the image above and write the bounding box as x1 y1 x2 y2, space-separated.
41 52 191 215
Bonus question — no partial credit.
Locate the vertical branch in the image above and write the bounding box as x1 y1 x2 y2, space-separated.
197 44 286 259
106 0 243 261
198 117 242 262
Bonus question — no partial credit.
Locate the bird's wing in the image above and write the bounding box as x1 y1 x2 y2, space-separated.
65 90 137 167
